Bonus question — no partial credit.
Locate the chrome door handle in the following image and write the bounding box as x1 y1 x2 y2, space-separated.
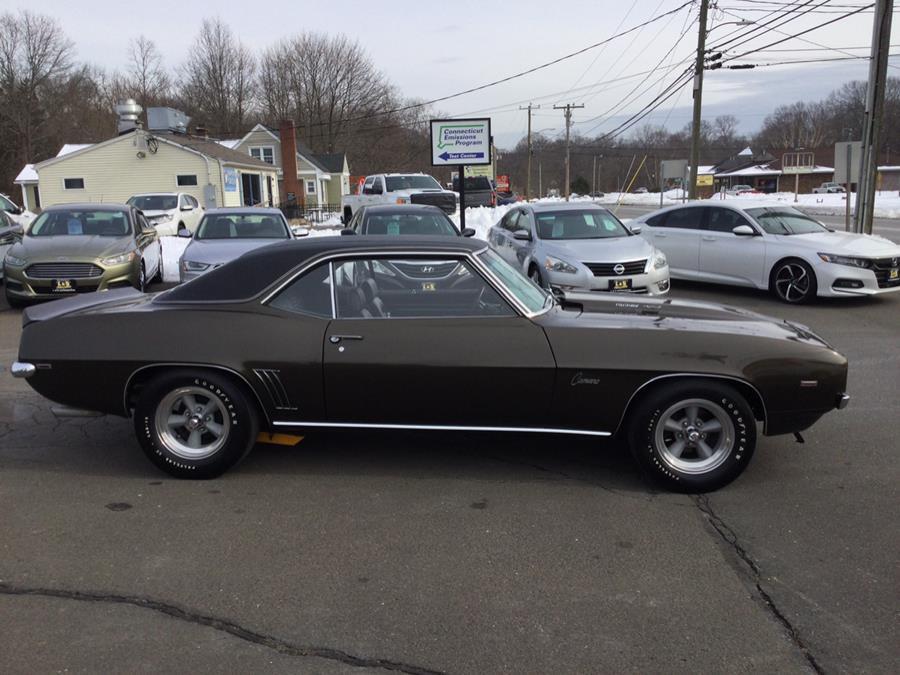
329 335 363 343
701 236 716 241
656 233 667 238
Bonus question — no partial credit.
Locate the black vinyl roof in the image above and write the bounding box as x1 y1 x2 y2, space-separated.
157 236 487 303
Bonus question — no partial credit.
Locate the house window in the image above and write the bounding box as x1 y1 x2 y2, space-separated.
176 174 198 187
63 178 85 190
306 180 316 195
250 146 275 164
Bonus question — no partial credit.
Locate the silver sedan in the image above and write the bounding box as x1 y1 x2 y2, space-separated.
487 202 670 295
179 208 295 283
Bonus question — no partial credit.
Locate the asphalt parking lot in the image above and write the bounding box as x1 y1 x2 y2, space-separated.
1 279 898 674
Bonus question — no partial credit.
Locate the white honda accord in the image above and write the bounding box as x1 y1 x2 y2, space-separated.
632 202 900 303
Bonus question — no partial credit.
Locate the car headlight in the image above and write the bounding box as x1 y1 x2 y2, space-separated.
4 253 26 266
544 255 578 274
182 259 210 272
653 252 668 270
101 251 135 266
817 253 871 268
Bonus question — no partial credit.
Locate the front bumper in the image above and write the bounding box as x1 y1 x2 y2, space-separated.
548 264 670 296
815 258 900 296
4 259 137 301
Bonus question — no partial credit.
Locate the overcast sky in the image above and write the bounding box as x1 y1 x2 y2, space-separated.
20 0 897 148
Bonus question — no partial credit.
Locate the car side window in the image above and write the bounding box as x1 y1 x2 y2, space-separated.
269 263 332 318
332 257 514 319
660 207 706 230
501 210 521 231
706 208 753 233
362 177 375 195
371 178 383 195
645 213 666 227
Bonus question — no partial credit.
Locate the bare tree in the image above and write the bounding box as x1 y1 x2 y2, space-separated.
178 18 255 135
126 35 170 109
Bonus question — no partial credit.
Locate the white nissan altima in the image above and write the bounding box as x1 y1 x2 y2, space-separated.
632 202 900 303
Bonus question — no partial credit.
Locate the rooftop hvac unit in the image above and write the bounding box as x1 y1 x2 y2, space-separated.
115 99 143 135
147 107 191 134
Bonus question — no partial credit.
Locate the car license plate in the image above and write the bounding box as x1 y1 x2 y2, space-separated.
52 279 76 293
890 268 899 281
609 278 632 291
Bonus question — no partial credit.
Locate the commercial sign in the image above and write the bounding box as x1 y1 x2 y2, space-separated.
834 141 862 184
430 118 492 166
660 159 688 180
495 174 510 192
224 167 238 192
696 174 714 187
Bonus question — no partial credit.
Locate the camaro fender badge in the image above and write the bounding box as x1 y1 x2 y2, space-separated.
571 371 601 386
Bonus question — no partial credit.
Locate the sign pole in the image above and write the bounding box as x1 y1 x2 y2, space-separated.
458 165 466 231
845 143 852 231
794 173 799 203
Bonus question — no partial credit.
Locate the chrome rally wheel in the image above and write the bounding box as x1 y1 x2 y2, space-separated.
654 398 735 475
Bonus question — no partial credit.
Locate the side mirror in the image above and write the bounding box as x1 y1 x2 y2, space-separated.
513 229 532 241
177 228 192 238
732 224 756 236
461 227 476 237
628 224 642 235
180 204 192 211
340 215 346 224
340 228 357 236
292 227 310 237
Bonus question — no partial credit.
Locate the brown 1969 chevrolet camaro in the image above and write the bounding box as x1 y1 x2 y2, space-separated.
11 237 849 492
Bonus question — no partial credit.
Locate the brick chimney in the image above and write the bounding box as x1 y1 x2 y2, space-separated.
279 119 303 205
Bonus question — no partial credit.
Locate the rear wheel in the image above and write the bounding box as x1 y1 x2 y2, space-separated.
627 380 756 492
772 259 816 304
133 370 259 479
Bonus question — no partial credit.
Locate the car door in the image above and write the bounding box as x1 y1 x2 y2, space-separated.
646 206 705 277
179 194 200 232
135 213 161 277
506 209 535 270
698 207 767 287
490 209 521 266
323 254 556 427
360 176 376 207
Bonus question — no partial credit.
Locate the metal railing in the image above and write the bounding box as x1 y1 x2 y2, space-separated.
279 202 342 223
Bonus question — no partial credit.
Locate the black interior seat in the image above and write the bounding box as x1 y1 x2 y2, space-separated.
361 278 387 317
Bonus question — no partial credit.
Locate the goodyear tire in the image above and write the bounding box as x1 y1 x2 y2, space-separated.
627 380 756 492
134 370 259 479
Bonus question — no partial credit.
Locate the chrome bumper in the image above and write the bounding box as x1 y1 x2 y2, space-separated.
836 393 850 410
10 361 35 379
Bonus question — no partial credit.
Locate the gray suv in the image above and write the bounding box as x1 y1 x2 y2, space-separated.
487 202 670 295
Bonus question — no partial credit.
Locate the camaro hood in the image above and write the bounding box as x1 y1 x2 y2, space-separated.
542 235 654 263
558 292 831 346
13 235 132 260
777 231 900 257
182 238 288 265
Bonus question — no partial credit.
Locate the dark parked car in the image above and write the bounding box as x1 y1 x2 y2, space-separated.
452 175 496 207
12 237 849 491
345 204 474 237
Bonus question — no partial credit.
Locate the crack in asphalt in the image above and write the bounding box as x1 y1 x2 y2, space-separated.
692 495 824 674
0 582 445 675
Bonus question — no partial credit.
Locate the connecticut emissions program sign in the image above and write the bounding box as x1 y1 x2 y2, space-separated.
430 118 492 166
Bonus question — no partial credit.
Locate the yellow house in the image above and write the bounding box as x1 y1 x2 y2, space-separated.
222 124 350 207
17 129 280 211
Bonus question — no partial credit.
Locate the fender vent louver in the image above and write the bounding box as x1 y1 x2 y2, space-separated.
253 369 297 411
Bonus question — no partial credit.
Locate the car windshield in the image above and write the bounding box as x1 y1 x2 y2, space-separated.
384 175 442 191
195 213 289 240
477 248 550 313
128 195 178 211
28 209 131 237
363 212 458 236
0 194 18 211
535 209 629 240
745 207 829 235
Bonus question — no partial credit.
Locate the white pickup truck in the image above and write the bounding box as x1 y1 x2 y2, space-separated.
812 182 845 194
341 173 457 222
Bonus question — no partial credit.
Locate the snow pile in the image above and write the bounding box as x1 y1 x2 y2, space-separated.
706 191 900 219
160 236 190 283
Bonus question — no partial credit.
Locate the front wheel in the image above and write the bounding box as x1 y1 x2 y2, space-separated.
529 266 546 289
627 380 757 492
772 259 816 304
133 370 259 478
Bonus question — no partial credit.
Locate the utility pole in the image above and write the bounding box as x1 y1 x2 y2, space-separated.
855 0 893 235
520 103 540 200
592 155 598 195
553 103 584 201
688 0 710 201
